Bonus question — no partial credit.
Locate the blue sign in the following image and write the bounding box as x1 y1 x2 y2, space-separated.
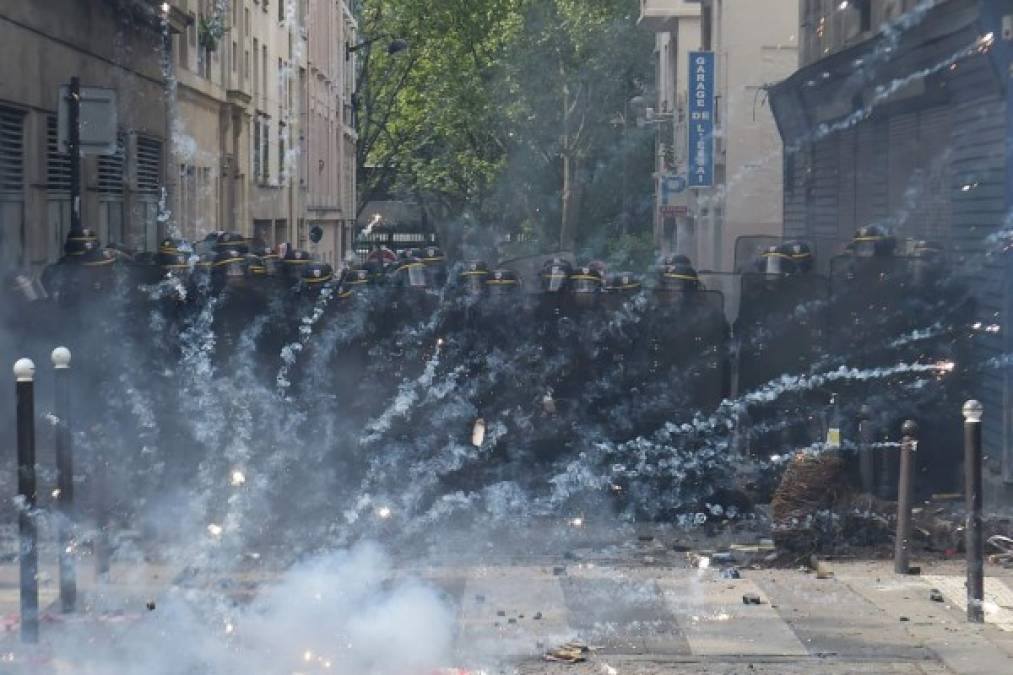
661 174 687 205
688 51 715 188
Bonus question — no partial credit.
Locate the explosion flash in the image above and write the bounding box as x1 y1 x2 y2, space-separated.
230 469 247 487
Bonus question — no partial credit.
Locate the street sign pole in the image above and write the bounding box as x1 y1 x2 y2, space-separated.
68 77 81 233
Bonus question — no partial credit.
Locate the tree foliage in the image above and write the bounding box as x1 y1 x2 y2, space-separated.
355 0 654 256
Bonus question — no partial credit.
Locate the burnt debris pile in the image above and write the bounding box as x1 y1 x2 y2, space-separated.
0 226 985 550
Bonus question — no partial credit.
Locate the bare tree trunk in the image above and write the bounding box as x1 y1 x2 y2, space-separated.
560 152 581 251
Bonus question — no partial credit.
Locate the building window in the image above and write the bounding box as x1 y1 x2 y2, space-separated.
0 105 25 269
278 122 286 182
97 132 126 244
254 117 262 180
135 136 163 195
262 118 270 184
133 136 163 251
46 115 71 259
46 115 71 193
262 45 268 106
858 0 872 33
253 38 259 98
279 0 285 22
232 41 238 72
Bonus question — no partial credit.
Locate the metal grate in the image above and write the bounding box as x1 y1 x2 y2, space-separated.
97 133 125 196
0 106 24 194
47 115 72 193
135 136 162 195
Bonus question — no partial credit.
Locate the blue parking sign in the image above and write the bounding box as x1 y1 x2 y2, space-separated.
688 52 715 188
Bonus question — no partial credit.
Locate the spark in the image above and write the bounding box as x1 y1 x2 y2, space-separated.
436 337 444 348
51 489 61 499
979 32 995 48
376 506 392 520
161 2 170 13
697 556 711 569
207 523 223 537
935 360 956 374
230 469 247 487
303 649 314 662
471 418 486 447
837 1 849 9
224 621 235 634
569 516 584 528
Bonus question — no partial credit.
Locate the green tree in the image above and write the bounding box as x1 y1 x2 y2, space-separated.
354 0 654 254
494 0 653 250
354 0 519 218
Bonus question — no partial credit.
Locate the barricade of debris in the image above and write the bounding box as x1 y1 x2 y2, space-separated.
765 450 1013 562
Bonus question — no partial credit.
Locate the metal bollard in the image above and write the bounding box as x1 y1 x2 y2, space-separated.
52 347 76 612
963 400 984 623
894 419 918 575
858 405 875 494
14 359 39 643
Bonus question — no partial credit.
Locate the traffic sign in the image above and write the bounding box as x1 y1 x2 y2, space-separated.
58 85 117 156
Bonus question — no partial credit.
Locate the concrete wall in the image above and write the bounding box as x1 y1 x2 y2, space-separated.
0 0 170 267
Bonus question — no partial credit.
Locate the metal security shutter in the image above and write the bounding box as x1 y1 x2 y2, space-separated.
854 119 889 233
947 89 1006 478
133 136 162 251
46 115 71 192
809 135 839 240
97 133 125 196
0 105 25 268
887 112 919 241
914 107 953 243
135 136 162 195
837 128 857 237
98 133 126 244
46 114 72 260
888 107 952 243
0 106 24 193
782 145 808 239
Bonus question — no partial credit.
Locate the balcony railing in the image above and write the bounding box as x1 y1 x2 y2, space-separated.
638 0 701 32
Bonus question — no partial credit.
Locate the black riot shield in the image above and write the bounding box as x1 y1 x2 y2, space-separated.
734 272 829 456
825 252 973 497
639 289 729 431
736 272 828 392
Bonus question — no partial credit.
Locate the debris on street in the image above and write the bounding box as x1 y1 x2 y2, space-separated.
544 640 590 664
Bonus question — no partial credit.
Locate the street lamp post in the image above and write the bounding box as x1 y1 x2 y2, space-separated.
13 358 38 643
963 399 984 623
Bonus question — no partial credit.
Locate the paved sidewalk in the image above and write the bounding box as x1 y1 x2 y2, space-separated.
0 556 1010 673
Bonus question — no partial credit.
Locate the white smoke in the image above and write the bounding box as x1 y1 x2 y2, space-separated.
26 543 454 674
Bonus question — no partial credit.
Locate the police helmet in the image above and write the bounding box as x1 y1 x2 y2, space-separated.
211 248 248 285
485 268 520 294
659 260 700 291
570 264 604 294
605 271 642 294
785 240 814 274
540 257 573 293
392 256 429 288
850 225 896 257
459 260 490 294
757 243 794 275
64 228 100 258
205 230 247 253
300 262 334 289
